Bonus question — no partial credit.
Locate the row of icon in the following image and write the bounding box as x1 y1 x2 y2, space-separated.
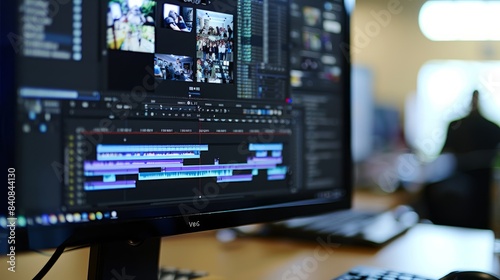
0 210 118 228
198 118 291 125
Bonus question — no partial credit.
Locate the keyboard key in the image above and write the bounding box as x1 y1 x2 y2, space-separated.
333 266 434 280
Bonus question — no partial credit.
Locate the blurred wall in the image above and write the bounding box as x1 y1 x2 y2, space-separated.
351 0 500 114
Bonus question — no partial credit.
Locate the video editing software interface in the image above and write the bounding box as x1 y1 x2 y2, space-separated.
11 0 348 229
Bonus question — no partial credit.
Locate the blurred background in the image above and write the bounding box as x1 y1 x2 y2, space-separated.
350 0 500 236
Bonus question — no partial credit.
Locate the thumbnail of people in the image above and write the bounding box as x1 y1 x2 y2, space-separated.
154 54 194 82
163 4 193 32
107 0 156 53
195 9 234 84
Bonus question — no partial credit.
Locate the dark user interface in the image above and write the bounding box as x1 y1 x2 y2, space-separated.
12 0 347 227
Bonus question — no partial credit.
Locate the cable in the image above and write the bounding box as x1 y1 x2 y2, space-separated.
32 242 67 280
63 244 89 253
33 244 88 257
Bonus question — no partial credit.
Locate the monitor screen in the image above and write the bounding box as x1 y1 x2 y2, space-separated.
0 0 351 275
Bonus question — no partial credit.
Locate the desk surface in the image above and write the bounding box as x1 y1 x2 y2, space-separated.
161 223 497 280
0 223 497 280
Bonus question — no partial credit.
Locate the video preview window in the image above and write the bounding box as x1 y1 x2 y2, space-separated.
106 0 156 53
163 4 193 32
196 9 234 84
154 54 194 82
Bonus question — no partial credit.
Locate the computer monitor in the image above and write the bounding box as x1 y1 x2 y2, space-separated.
0 0 351 278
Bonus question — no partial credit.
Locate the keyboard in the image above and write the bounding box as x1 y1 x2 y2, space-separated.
332 266 434 280
262 206 419 246
334 267 500 280
159 267 208 280
333 266 434 280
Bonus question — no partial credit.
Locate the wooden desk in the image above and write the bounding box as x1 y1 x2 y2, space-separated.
0 223 497 280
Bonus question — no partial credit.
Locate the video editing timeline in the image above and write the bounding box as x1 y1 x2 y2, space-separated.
83 143 287 191
63 114 293 208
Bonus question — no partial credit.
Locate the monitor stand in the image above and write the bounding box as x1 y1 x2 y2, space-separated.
88 237 161 280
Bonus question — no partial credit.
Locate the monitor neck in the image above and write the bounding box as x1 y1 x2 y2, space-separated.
88 237 161 280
